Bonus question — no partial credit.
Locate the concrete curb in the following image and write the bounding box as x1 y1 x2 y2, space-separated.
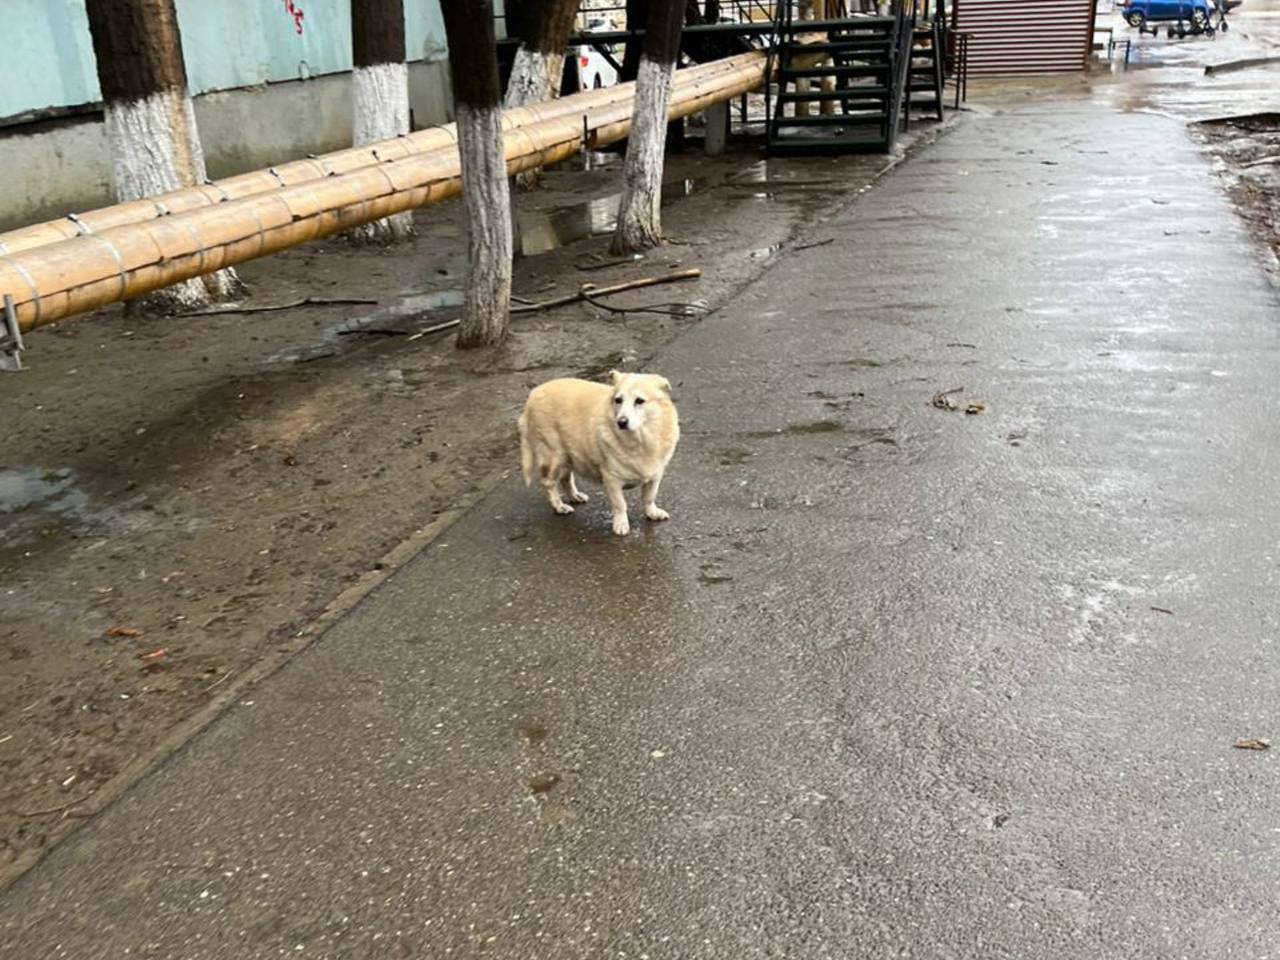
0 469 510 894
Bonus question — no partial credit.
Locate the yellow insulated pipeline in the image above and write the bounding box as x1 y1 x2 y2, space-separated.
0 51 768 334
0 54 759 256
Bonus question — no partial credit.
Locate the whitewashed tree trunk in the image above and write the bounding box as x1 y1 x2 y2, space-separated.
108 98 246 308
442 0 514 347
87 0 243 313
455 104 514 347
504 48 555 193
502 0 579 188
611 55 676 253
504 48 557 108
349 0 414 244
611 0 684 254
349 62 414 243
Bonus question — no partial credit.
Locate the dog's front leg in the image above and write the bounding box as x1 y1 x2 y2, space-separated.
642 473 670 522
602 473 630 536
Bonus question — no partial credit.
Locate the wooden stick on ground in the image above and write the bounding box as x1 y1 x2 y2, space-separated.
510 269 702 314
392 270 706 343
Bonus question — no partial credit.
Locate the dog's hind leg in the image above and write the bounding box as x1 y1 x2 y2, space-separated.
642 474 670 522
540 460 575 515
563 472 590 504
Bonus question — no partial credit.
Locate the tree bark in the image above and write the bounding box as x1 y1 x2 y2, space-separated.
85 0 244 312
502 0 580 188
611 0 684 254
503 0 578 107
441 1 513 348
350 0 414 243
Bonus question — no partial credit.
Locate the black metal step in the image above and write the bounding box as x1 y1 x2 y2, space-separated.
791 40 892 55
778 87 889 102
789 16 896 30
780 64 889 79
772 112 888 127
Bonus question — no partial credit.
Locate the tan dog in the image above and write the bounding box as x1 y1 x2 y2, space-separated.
519 370 679 536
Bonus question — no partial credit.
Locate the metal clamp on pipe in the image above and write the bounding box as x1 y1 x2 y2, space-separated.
0 295 26 372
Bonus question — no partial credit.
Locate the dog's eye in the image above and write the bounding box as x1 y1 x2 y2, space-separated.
635 398 646 405
613 396 622 404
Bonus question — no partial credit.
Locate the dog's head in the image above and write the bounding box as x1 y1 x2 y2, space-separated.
608 370 672 434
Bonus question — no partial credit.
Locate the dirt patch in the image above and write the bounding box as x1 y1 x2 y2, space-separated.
1192 113 1280 272
0 129 946 886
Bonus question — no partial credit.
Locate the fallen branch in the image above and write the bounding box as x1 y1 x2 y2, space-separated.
177 296 378 318
1241 155 1280 169
795 238 835 251
581 293 708 318
511 269 702 314
361 272 707 344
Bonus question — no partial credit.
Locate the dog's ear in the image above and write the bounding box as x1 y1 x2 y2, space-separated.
608 369 622 385
654 376 672 396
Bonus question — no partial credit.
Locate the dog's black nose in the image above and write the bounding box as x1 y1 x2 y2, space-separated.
617 416 629 430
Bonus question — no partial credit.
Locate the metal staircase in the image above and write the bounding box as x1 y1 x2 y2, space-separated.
766 7 915 155
905 0 949 124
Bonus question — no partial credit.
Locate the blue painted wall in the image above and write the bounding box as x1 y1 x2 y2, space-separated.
0 0 455 120
1 0 102 119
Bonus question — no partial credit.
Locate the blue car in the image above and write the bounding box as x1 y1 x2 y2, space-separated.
1123 0 1239 37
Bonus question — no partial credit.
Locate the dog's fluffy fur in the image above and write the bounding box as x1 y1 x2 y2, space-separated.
518 370 679 536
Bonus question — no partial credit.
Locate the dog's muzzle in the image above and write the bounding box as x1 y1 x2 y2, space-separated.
616 417 629 430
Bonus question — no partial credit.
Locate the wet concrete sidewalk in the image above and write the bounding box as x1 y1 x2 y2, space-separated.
5 98 1280 958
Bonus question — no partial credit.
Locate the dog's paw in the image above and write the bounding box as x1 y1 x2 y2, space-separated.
570 491 590 504
611 515 631 536
553 503 575 516
645 505 671 522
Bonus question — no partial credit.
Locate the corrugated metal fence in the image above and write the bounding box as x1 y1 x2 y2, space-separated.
952 0 1097 76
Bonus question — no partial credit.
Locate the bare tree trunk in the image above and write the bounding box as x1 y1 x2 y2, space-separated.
441 1 513 348
504 0 578 107
611 0 684 254
503 0 580 189
85 0 245 313
350 0 414 243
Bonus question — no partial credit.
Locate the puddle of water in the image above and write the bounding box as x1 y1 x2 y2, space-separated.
0 467 119 546
520 195 619 256
0 467 83 516
265 288 466 363
517 177 707 256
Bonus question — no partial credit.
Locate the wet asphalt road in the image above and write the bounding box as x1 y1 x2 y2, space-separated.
5 99 1280 958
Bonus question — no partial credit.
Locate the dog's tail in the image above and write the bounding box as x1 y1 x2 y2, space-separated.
518 411 534 487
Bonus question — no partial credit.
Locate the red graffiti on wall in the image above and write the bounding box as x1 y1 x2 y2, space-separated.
281 0 305 35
